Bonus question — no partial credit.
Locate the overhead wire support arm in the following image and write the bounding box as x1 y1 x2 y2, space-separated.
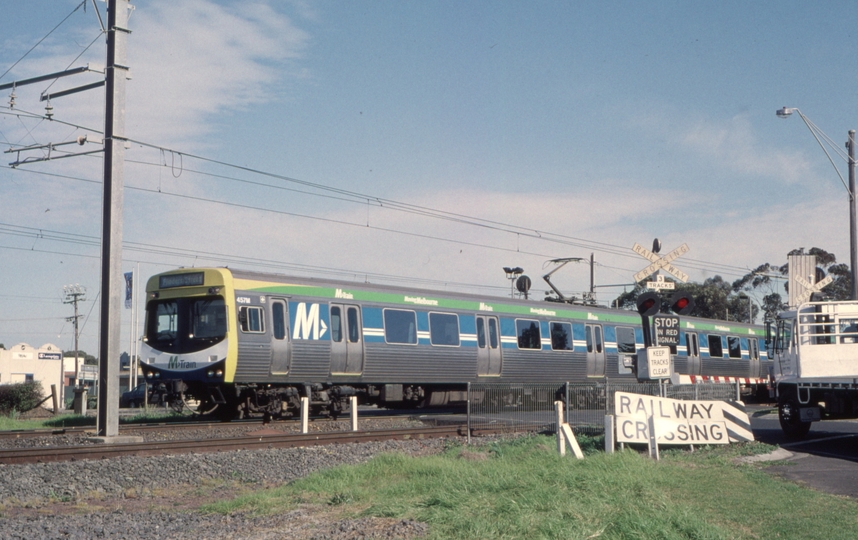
0 65 101 91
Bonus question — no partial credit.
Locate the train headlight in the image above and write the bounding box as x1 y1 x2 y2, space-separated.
207 370 214 377
155 372 161 378
215 370 223 377
146 372 153 379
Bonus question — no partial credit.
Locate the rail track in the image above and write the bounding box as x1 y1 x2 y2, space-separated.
0 424 468 465
0 409 442 441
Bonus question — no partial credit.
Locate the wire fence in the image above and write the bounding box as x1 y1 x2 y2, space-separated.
467 381 742 438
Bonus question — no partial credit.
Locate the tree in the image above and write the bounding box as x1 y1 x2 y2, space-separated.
64 350 97 364
731 247 851 321
613 276 747 321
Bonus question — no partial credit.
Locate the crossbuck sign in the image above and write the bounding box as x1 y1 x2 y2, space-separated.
794 274 834 305
632 243 690 284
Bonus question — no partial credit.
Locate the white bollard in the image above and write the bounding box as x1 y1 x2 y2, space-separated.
350 396 358 432
301 396 309 434
555 401 566 456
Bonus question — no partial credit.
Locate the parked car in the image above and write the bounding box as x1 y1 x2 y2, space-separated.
120 383 148 408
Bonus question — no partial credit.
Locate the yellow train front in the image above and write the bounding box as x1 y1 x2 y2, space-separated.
138 267 769 419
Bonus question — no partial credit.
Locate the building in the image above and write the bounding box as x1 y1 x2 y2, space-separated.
0 343 63 400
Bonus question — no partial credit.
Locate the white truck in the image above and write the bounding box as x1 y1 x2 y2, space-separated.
768 300 858 438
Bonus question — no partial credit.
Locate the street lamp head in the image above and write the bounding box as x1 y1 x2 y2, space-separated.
776 107 796 118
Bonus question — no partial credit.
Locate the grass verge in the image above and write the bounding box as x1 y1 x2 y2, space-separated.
202 435 858 539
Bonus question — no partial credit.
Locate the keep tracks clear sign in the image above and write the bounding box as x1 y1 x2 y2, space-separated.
614 391 753 445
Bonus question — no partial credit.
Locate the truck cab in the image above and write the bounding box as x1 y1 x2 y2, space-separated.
768 301 858 438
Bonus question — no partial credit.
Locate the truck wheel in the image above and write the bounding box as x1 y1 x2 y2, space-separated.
778 391 811 439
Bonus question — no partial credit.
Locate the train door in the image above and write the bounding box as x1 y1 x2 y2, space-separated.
685 332 700 375
330 304 364 374
585 323 606 377
476 315 502 376
270 298 291 374
747 337 760 378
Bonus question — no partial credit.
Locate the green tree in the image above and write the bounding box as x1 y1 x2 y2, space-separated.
731 247 851 321
64 350 97 364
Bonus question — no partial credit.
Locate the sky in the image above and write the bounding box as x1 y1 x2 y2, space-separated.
1 0 857 356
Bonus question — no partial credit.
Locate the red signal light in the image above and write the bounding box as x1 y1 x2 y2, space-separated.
669 291 695 315
636 292 661 317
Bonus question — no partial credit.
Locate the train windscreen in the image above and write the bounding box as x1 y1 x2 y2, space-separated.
145 297 227 354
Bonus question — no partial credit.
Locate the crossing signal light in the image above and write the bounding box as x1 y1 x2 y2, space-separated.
636 291 661 317
669 291 695 315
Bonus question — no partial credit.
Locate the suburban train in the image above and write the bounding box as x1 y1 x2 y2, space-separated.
137 267 768 418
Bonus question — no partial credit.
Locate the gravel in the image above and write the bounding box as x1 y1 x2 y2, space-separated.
0 417 459 539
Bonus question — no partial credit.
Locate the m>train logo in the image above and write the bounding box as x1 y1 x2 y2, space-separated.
292 302 329 340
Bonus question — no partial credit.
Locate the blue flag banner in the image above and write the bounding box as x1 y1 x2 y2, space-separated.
124 271 133 309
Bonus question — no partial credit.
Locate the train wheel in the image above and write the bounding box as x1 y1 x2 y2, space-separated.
778 391 811 440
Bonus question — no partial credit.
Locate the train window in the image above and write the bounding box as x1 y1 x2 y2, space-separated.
272 302 287 340
550 322 573 350
585 326 593 353
617 327 636 354
383 309 417 344
516 319 542 349
477 318 486 348
331 306 342 342
489 318 498 349
347 307 360 343
239 306 265 333
191 298 227 339
594 326 603 353
728 336 741 359
429 312 460 346
686 332 699 357
707 335 723 358
749 337 759 360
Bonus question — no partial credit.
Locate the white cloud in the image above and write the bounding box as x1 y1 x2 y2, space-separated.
127 0 309 146
679 114 814 184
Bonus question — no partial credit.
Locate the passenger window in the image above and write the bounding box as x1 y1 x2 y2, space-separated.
617 327 636 354
477 318 486 348
516 319 541 349
708 335 723 358
383 309 417 344
429 312 460 346
550 322 573 350
728 336 742 359
239 306 265 333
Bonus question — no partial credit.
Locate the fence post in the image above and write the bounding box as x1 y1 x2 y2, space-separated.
565 382 570 431
301 396 309 434
555 400 566 456
51 384 58 414
466 382 471 445
350 396 358 432
604 414 614 454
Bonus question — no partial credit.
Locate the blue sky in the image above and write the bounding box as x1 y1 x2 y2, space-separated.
1 0 857 354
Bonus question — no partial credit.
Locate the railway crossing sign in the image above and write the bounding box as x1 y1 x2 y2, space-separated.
646 274 675 291
794 274 834 305
632 242 690 283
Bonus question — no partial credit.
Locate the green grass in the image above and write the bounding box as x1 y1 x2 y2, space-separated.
0 410 185 431
202 435 858 539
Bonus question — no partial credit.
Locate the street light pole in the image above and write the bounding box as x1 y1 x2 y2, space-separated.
777 108 858 300
848 130 857 300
